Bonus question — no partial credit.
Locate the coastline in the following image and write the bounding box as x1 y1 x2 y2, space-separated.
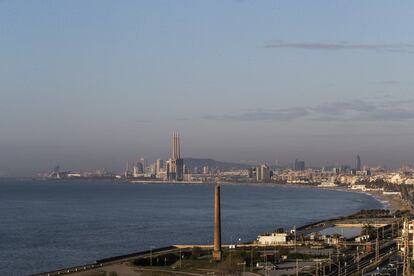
326 186 406 213
27 180 400 276
221 181 398 212
25 178 412 214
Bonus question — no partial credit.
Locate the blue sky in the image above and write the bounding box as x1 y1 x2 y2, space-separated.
1 1 414 175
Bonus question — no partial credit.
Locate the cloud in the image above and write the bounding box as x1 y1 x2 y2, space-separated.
204 98 414 123
312 100 377 116
204 107 309 122
381 80 400 85
135 119 152 123
264 41 414 53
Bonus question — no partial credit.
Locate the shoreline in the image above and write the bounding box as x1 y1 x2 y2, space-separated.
29 181 402 276
326 186 407 213
20 178 413 213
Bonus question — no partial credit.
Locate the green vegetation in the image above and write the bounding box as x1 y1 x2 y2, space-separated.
140 271 174 276
82 272 105 276
131 246 321 274
361 224 376 236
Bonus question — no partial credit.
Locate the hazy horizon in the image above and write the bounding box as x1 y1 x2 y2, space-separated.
1 1 414 176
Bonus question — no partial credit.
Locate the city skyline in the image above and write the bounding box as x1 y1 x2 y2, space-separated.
1 1 414 176
43 133 372 177
2 2 414 275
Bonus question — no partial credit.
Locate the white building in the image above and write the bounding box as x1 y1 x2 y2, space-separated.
350 184 366 191
257 233 288 245
256 164 271 182
390 174 405 185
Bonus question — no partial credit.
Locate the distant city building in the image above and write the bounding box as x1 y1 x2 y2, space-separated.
247 168 254 178
167 133 184 181
148 163 156 175
294 159 305 171
356 155 362 171
363 169 372 176
136 162 144 173
256 164 271 182
140 158 147 173
341 165 350 173
203 166 209 175
155 159 164 175
125 161 130 178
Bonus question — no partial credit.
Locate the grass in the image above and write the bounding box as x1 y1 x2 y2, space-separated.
131 246 319 274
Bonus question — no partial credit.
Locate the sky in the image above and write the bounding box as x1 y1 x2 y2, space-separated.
1 0 414 176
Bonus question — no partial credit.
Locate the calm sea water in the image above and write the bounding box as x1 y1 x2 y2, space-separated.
0 179 383 275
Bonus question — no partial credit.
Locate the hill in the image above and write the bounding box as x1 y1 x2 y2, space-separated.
183 158 250 171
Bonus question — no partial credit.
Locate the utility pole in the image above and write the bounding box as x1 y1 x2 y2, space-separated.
150 247 153 266
179 247 182 268
403 218 409 276
338 261 341 276
344 262 347 276
296 259 299 276
412 220 414 263
250 247 253 272
329 252 332 272
356 248 360 272
294 225 297 252
376 226 380 262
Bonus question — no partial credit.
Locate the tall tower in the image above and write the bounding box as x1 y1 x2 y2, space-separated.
168 133 184 181
172 133 181 159
213 184 222 261
356 155 362 171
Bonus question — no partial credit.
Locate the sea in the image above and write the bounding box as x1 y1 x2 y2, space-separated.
0 179 383 275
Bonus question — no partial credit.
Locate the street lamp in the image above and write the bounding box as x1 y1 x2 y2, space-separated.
150 246 154 266
344 261 347 276
179 247 182 269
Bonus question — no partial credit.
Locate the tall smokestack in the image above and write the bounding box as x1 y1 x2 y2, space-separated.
172 133 175 159
177 133 181 158
172 132 178 159
213 183 222 261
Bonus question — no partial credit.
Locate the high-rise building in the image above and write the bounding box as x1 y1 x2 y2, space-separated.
356 155 362 171
167 133 184 181
140 158 147 173
256 164 271 182
155 159 164 175
294 159 305 171
125 161 130 178
133 162 144 177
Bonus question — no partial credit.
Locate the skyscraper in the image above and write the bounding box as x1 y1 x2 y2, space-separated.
155 159 164 175
256 164 271 182
356 155 362 171
294 159 305 171
140 158 146 173
167 133 184 181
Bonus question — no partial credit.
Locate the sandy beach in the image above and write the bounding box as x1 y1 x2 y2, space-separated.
328 186 411 213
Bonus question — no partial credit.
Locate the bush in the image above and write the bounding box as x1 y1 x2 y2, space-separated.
191 247 202 260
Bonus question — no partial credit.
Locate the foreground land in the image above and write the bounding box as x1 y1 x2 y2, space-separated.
36 208 410 276
34 180 414 276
